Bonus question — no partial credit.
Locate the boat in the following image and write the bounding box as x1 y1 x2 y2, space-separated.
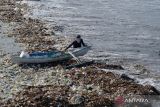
11 46 91 64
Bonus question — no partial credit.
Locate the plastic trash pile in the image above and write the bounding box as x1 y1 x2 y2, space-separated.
1 64 159 107
0 0 25 22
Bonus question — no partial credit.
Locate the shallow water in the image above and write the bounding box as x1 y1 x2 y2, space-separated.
23 0 160 89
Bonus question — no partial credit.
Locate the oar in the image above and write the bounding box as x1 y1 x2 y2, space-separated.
67 51 82 64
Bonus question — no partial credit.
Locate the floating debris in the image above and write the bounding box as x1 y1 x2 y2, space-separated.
133 64 150 74
52 25 64 32
94 62 124 70
120 74 135 82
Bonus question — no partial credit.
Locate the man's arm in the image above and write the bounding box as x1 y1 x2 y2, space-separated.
65 42 73 51
81 39 86 46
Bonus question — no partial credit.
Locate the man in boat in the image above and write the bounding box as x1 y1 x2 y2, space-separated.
64 35 86 51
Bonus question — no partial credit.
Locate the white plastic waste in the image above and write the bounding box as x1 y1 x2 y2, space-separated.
20 51 29 58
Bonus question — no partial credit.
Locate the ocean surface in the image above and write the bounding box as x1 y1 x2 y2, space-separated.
23 0 160 89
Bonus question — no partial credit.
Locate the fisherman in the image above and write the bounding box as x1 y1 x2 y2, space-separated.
64 35 86 51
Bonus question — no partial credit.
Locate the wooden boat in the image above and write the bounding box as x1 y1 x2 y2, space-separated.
11 46 91 64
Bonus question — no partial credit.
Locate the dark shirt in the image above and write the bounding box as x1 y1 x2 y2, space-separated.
66 39 85 50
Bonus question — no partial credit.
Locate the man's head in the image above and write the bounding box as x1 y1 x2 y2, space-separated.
76 35 81 43
76 35 81 39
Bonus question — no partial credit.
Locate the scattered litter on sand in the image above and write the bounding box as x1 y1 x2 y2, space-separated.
0 0 159 106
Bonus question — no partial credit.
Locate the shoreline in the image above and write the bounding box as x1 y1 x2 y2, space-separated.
0 0 160 106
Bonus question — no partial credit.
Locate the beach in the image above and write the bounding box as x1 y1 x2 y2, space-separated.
0 0 160 106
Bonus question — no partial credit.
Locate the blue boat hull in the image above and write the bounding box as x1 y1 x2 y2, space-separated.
11 46 91 64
